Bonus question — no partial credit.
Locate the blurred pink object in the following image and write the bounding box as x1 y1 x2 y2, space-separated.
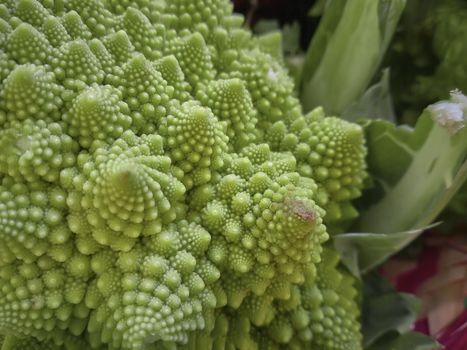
380 233 467 348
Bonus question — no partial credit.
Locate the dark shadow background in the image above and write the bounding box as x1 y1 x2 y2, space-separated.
232 0 318 50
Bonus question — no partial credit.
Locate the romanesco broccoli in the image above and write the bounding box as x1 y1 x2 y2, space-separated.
0 0 367 349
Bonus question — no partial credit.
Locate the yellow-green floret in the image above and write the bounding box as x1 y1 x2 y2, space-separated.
265 107 367 232
0 0 367 349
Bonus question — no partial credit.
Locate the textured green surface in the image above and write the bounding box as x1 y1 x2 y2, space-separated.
0 0 367 349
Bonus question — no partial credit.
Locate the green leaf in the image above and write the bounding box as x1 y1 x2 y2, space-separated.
378 0 407 59
301 0 346 87
300 0 406 115
355 92 467 233
449 177 467 215
342 68 396 122
361 273 440 349
361 273 422 347
333 224 437 276
365 331 441 350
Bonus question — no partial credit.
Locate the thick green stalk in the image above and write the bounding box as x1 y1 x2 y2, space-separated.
301 0 406 115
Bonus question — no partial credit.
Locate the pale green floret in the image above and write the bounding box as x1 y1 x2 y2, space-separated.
0 177 71 263
118 54 173 133
197 78 258 151
0 0 367 348
63 84 132 147
163 0 232 34
51 40 104 85
243 248 362 350
86 221 218 349
0 251 92 342
6 23 53 65
222 49 302 129
61 131 185 251
88 38 117 75
14 0 49 28
209 26 251 71
198 145 328 310
0 50 16 83
163 32 216 88
308 249 362 350
61 11 93 40
115 7 163 61
0 5 9 20
0 119 78 182
0 19 12 47
159 101 229 190
103 0 165 22
102 30 135 64
1 65 64 122
63 0 115 37
266 107 367 232
153 55 192 102
42 16 72 48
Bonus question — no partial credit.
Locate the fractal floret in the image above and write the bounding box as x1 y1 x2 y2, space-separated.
0 0 367 349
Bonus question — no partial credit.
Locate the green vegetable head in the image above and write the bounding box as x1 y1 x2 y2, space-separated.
0 0 367 349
